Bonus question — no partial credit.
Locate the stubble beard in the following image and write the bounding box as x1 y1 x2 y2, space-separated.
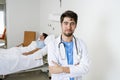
64 32 73 37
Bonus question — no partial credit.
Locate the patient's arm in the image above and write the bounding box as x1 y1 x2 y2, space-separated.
16 43 23 47
22 48 40 55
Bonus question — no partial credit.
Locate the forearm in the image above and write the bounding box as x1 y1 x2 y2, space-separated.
68 63 89 76
29 48 40 54
62 66 70 73
16 43 23 47
23 48 40 55
49 66 70 74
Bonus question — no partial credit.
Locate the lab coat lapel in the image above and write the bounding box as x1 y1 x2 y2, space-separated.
73 37 79 65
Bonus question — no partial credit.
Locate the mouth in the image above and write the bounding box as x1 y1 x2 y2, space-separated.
66 30 72 34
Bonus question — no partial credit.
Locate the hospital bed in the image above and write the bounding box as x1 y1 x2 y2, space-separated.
0 34 55 79
0 43 48 79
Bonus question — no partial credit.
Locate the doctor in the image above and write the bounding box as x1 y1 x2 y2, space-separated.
48 10 90 80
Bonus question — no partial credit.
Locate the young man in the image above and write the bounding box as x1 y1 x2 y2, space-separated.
48 10 90 80
22 33 48 55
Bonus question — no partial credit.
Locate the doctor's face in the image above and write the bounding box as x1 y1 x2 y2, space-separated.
61 17 77 37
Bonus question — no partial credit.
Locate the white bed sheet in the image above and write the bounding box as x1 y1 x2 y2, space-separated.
0 41 47 75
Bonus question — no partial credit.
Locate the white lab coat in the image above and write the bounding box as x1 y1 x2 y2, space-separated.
48 36 89 80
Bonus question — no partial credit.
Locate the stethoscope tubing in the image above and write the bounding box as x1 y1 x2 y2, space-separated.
58 35 79 60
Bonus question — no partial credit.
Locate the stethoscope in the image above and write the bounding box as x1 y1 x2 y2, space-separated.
58 35 82 60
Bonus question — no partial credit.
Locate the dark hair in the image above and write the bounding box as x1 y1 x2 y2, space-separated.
60 10 78 24
42 33 48 39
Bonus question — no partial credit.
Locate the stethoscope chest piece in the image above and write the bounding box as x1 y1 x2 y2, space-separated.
77 49 82 60
77 53 81 60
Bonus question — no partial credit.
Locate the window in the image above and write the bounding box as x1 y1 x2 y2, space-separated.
0 11 5 35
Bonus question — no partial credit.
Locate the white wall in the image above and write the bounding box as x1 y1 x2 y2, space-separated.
40 0 120 80
39 0 61 36
6 0 40 48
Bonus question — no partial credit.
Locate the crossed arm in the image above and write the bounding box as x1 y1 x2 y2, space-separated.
49 61 70 74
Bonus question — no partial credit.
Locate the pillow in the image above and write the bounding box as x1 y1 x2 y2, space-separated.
44 34 55 45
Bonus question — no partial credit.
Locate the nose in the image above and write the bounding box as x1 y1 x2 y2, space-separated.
67 23 72 29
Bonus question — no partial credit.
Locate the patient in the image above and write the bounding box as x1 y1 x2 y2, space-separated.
22 33 48 55
0 33 55 75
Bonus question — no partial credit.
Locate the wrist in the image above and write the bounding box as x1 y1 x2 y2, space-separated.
62 67 65 73
62 67 70 73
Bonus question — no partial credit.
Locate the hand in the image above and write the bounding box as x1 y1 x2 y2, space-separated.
49 61 63 74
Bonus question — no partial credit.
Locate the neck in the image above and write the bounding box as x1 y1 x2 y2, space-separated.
39 38 44 41
61 34 73 42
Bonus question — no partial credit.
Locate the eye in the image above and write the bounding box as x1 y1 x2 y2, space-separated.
63 22 68 25
70 22 75 26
